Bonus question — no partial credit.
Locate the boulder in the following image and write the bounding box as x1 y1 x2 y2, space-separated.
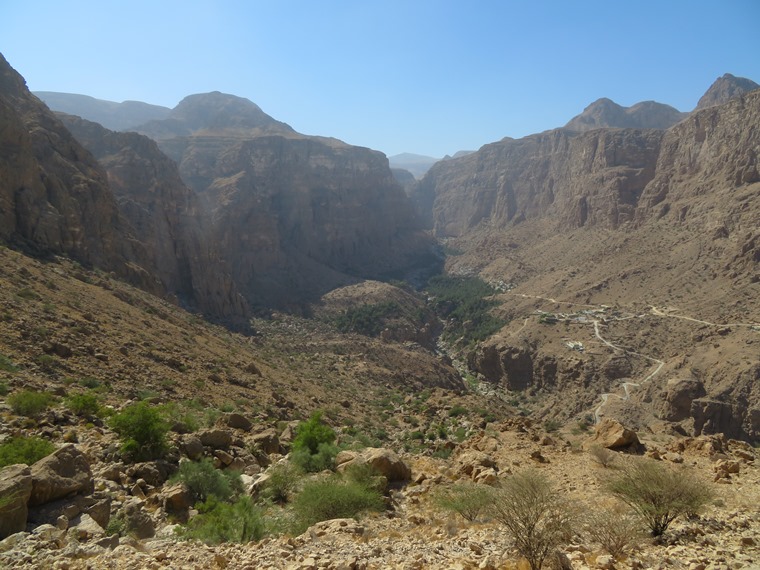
251 429 280 455
584 418 641 451
181 435 204 460
0 464 33 539
662 378 706 421
337 447 411 483
225 413 253 432
198 429 233 449
29 444 93 506
122 500 155 539
71 512 105 540
161 483 192 521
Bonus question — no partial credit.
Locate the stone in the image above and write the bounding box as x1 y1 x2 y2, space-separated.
662 378 706 421
181 435 204 460
198 429 233 449
251 429 280 455
29 445 93 506
0 464 33 539
225 413 253 431
71 513 105 540
585 418 641 451
122 500 155 539
215 449 234 465
162 483 192 519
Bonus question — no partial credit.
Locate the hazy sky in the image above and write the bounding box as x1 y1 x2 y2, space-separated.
2 1 759 157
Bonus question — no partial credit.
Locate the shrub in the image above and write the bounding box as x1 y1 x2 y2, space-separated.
334 302 400 336
291 412 338 472
588 445 616 468
0 381 9 397
0 436 56 468
179 496 265 544
109 401 169 461
291 474 385 535
0 354 19 373
448 405 468 417
173 458 242 504
65 392 100 417
8 390 53 417
605 458 713 537
585 508 642 558
261 462 302 504
433 482 494 522
490 470 574 570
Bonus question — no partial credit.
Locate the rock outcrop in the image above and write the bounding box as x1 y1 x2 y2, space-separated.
564 98 687 132
29 445 93 506
695 73 760 110
0 465 33 539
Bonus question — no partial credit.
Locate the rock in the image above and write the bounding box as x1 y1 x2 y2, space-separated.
162 483 192 520
336 447 411 483
126 460 174 487
251 429 280 455
455 450 497 477
595 554 616 569
662 378 707 421
122 500 155 539
585 418 641 451
71 513 105 540
215 449 234 465
0 464 33 539
29 445 93 506
225 413 253 431
198 429 233 449
181 435 204 460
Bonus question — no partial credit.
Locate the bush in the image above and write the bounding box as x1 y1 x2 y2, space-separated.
0 436 56 468
0 381 9 397
261 462 303 504
109 401 169 461
490 470 574 570
588 445 616 468
605 458 713 537
585 508 642 558
291 412 338 472
179 496 265 544
173 458 242 504
0 354 19 373
291 474 385 535
433 482 494 522
65 392 100 417
8 390 53 417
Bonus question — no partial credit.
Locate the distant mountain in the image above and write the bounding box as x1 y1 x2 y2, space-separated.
391 167 417 194
34 91 170 131
696 73 760 110
388 153 440 179
564 98 687 132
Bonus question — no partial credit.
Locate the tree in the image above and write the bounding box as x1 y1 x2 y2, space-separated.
490 470 573 570
605 458 713 537
109 401 169 461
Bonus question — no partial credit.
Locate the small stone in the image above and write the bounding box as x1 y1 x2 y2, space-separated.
740 536 756 546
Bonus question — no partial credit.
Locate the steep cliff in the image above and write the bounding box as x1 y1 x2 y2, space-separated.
136 92 436 307
58 115 249 324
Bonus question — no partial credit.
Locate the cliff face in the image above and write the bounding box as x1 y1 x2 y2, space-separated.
0 53 150 286
415 128 663 236
137 93 435 307
58 115 249 324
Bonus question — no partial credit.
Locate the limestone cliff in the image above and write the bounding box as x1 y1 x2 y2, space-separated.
58 115 249 324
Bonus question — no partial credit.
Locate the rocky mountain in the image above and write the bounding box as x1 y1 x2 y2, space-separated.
696 73 760 110
563 97 688 132
413 87 760 441
34 91 171 131
388 153 440 179
132 92 436 308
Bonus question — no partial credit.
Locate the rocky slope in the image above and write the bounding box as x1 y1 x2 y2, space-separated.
33 92 171 131
564 98 687 132
695 73 759 110
413 86 760 442
134 92 436 308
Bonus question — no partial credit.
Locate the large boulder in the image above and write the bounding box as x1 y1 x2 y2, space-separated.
29 445 93 506
251 429 280 455
0 465 33 539
336 448 411 483
584 418 641 451
198 429 233 449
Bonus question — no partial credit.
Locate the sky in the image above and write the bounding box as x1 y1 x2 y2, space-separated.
2 1 759 158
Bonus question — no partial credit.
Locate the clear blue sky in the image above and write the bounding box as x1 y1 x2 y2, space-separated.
2 1 759 157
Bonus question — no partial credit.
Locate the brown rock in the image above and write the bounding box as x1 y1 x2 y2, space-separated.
198 429 233 449
0 464 33 539
225 413 253 431
251 429 280 455
122 500 155 539
585 418 640 451
181 435 204 460
29 444 93 506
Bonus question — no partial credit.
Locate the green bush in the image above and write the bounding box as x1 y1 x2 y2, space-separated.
8 390 54 417
179 496 265 544
173 458 242 504
291 474 385 535
605 458 713 537
0 381 9 397
65 392 100 417
334 302 400 336
291 412 338 472
109 401 169 461
433 482 494 522
261 462 303 504
0 436 56 468
0 354 19 373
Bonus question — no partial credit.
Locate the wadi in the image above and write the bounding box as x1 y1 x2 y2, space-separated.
0 52 758 569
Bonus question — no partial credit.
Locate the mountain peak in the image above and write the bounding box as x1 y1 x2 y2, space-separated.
169 91 293 133
564 97 686 132
696 73 760 110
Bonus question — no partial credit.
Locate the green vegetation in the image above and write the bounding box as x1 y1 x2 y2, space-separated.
491 470 574 570
0 436 56 468
291 411 339 472
261 462 302 504
433 482 494 522
16 287 40 301
8 390 54 417
179 496 266 544
426 275 505 345
605 458 713 537
65 392 101 417
0 381 9 397
173 458 242 503
290 472 385 535
0 354 19 373
334 302 400 336
109 401 169 461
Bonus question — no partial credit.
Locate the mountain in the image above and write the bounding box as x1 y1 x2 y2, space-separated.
33 91 170 131
564 97 687 132
413 87 760 441
388 153 440 179
696 73 760 110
